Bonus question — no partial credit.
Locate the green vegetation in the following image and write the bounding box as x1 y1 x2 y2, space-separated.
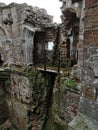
53 125 61 130
61 78 76 92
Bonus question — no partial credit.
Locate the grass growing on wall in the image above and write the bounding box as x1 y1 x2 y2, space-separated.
61 78 76 92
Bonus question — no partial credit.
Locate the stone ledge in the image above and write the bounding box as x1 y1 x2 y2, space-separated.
68 113 98 130
0 69 10 80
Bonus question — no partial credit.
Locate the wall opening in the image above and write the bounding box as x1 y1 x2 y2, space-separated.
22 27 34 66
0 53 3 67
46 42 54 51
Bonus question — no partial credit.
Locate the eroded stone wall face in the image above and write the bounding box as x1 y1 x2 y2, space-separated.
83 0 98 76
33 28 56 66
67 0 98 129
5 69 54 130
77 0 85 64
85 0 98 8
59 0 82 67
6 73 31 130
0 3 54 67
59 0 98 130
0 2 56 130
0 4 27 66
43 69 82 130
1 1 98 130
80 0 98 120
84 2 98 47
0 82 8 125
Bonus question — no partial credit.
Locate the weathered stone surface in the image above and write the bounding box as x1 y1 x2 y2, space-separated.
0 2 57 130
68 113 98 130
71 64 95 85
0 3 6 7
0 71 10 126
9 73 31 103
6 96 28 130
85 0 98 8
0 0 98 130
0 3 54 67
85 6 98 29
44 74 80 130
84 30 98 46
24 6 53 27
3 68 54 130
79 97 98 121
59 1 98 130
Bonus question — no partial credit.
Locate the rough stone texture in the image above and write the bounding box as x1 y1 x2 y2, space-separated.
0 0 98 130
68 64 98 130
24 6 53 27
78 0 85 64
44 74 80 130
0 2 58 130
68 113 98 130
79 98 98 120
58 0 98 130
83 1 98 64
85 7 98 29
0 70 10 128
84 30 98 45
85 0 98 8
3 68 54 130
0 3 55 67
9 73 31 103
59 0 82 67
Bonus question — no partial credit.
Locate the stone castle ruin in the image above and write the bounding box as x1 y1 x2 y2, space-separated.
0 0 98 130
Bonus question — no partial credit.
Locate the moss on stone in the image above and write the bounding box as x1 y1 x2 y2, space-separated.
43 104 67 130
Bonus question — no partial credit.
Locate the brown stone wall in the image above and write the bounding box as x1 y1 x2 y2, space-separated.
85 5 98 29
10 73 31 103
84 2 98 43
5 68 54 130
85 0 98 8
45 74 80 130
83 2 98 61
6 72 31 130
84 30 98 45
45 28 55 42
35 29 55 43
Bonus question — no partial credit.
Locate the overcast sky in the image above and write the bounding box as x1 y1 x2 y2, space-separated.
0 0 62 23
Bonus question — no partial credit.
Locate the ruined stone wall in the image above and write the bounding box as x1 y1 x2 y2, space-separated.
0 75 9 126
59 0 98 66
5 71 31 130
77 0 85 64
0 3 26 66
2 68 54 130
0 3 53 67
84 0 98 46
0 3 57 130
85 0 98 8
83 0 98 76
58 0 98 130
59 0 82 67
33 27 57 66
67 0 98 129
44 73 80 130
1 1 98 130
